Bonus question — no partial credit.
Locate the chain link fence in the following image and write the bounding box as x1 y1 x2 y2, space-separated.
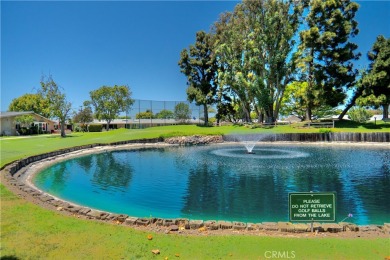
120 99 204 129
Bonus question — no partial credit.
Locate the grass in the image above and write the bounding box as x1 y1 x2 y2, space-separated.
1 185 389 259
1 124 390 259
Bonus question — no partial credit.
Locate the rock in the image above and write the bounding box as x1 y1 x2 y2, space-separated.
78 208 91 215
293 223 308 233
339 222 359 232
218 221 233 230
155 218 164 226
189 220 203 229
360 225 380 232
125 217 138 225
204 220 218 230
278 222 294 232
164 135 223 145
246 223 259 231
322 223 343 233
233 222 246 230
136 218 150 226
163 219 177 227
175 218 189 227
116 214 128 222
168 225 179 231
39 195 54 202
384 223 390 234
65 205 82 213
87 210 109 220
260 222 278 231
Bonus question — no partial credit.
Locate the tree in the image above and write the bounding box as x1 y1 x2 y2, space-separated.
38 75 72 137
214 0 303 123
280 81 339 119
179 31 218 126
297 0 360 121
155 109 174 119
136 110 153 119
357 35 390 119
73 101 93 132
174 102 191 123
14 115 35 134
8 93 51 118
89 85 134 130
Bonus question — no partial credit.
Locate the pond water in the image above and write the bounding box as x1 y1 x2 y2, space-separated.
33 144 390 225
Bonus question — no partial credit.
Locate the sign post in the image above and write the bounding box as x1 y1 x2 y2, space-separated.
289 192 336 231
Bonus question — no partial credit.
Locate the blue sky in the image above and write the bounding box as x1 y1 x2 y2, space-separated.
1 1 389 112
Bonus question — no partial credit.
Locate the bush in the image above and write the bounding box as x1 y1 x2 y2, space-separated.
348 107 373 123
73 125 83 132
319 128 333 134
88 124 102 132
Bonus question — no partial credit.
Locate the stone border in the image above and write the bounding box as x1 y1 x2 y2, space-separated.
1 136 389 237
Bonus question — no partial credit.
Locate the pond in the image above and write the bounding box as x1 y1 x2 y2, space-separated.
33 144 390 225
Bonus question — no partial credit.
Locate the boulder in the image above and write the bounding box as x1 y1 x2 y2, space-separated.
233 222 247 230
204 220 219 230
217 221 233 230
135 218 150 226
125 217 138 225
168 225 179 231
188 220 203 229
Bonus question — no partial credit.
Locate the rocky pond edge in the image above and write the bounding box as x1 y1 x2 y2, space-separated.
1 135 389 238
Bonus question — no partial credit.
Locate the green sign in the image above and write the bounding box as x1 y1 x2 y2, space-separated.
289 192 336 222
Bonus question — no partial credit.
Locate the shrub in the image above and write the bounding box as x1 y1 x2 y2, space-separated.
348 107 373 123
88 124 102 132
73 125 83 132
319 128 333 134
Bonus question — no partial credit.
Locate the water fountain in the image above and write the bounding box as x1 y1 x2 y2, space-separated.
225 133 267 154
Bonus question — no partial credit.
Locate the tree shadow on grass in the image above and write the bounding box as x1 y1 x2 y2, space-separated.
1 256 21 260
45 134 81 139
335 120 390 130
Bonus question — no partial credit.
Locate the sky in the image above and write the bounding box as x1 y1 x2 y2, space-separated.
1 1 389 112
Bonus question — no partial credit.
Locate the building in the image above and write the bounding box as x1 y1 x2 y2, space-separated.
91 118 202 129
0 111 57 136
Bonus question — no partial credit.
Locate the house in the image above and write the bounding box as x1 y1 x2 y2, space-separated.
0 111 57 136
90 118 202 130
284 115 302 123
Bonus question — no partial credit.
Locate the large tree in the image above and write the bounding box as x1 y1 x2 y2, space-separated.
357 35 390 119
38 75 72 137
280 81 339 119
8 93 51 118
89 85 134 130
214 0 303 123
297 0 360 121
179 31 218 126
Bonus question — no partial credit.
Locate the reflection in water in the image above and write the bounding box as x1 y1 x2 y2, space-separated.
91 151 133 193
33 145 390 224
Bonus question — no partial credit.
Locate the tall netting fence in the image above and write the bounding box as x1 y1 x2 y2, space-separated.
121 100 204 129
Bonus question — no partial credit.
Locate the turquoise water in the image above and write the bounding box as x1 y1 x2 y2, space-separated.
33 145 390 225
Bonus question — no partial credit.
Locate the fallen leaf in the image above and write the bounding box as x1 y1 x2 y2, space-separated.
151 249 160 255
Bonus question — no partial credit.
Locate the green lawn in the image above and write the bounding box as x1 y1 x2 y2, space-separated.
1 124 390 259
1 185 388 260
